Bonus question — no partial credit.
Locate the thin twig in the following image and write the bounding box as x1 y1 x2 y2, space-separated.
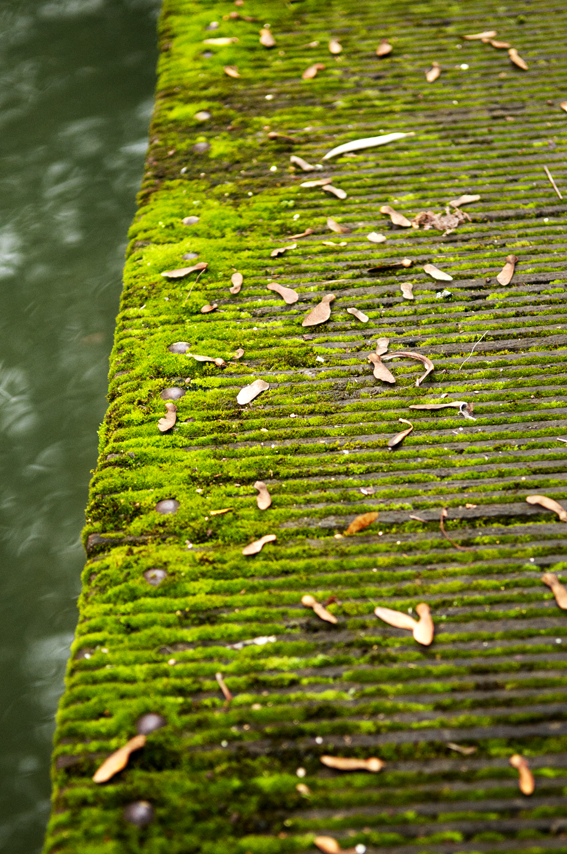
459 331 487 370
544 165 563 199
183 268 206 305
440 508 469 551
215 672 233 702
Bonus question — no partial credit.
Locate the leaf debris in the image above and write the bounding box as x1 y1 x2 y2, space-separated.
367 231 387 243
322 184 347 199
237 379 269 405
301 594 338 624
447 742 477 755
424 263 453 281
259 28 275 47
544 165 563 199
526 494 567 522
230 272 243 294
496 254 517 285
426 62 441 82
242 533 277 556
448 194 480 207
400 281 414 300
271 243 297 257
440 507 468 551
376 337 389 356
388 418 414 449
200 303 218 313
380 204 412 227
93 735 146 783
347 307 369 322
345 511 379 535
302 62 326 80
541 573 567 609
320 755 384 772
382 351 434 386
329 39 342 54
374 602 434 645
203 37 239 45
187 353 226 366
509 48 528 70
290 155 317 171
224 65 240 77
465 29 497 39
376 39 392 57
314 837 340 854
323 132 414 161
161 261 208 278
368 353 395 383
267 282 299 304
215 672 233 701
254 481 272 510
302 293 335 327
290 228 314 238
509 754 534 795
327 217 351 233
158 402 177 433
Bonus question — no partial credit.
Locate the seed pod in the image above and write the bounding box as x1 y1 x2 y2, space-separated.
509 754 534 795
320 755 384 772
158 402 177 432
254 481 272 510
301 594 338 624
93 734 146 783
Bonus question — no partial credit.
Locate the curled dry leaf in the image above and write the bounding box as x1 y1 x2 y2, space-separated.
464 30 497 40
301 594 338 624
259 28 275 47
322 241 346 247
93 734 146 783
187 353 226 366
410 401 467 411
367 232 387 243
290 155 316 171
242 533 277 556
447 742 477 756
158 402 177 433
323 132 413 160
267 282 299 304
526 494 567 522
387 418 414 449
314 837 339 854
413 206 470 235
345 511 379 536
203 37 239 45
271 243 297 257
230 272 243 294
374 603 433 646
424 263 453 282
426 62 441 83
201 303 218 314
328 39 342 54
510 754 535 795
302 293 335 327
368 353 395 383
302 62 326 80
301 178 332 188
382 351 434 387
323 184 347 199
509 48 528 70
327 217 351 234
376 337 389 356
321 755 384 772
234 348 244 359
449 194 480 207
254 480 272 510
542 573 567 609
215 671 233 701
360 486 376 496
380 204 412 227
290 228 314 239
440 507 468 551
237 379 269 405
267 131 295 142
161 261 208 278
496 254 517 285
488 39 511 48
376 39 392 57
400 282 414 300
347 307 369 323
224 65 240 77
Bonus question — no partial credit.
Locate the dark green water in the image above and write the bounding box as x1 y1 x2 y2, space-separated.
0 1 159 849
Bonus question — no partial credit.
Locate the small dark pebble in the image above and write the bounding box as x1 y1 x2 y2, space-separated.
155 499 180 515
143 568 168 586
136 712 167 735
160 387 185 400
193 141 210 153
123 801 155 827
182 252 199 260
168 341 190 354
182 216 199 225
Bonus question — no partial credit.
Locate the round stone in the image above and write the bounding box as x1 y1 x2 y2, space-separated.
136 712 167 735
182 216 199 225
193 142 210 154
155 499 180 515
194 111 211 122
123 801 155 827
168 342 190 354
143 568 167 586
160 387 185 400
202 51 213 58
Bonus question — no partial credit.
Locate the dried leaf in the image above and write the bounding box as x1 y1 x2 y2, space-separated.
382 351 434 387
376 337 389 356
447 742 477 755
271 243 297 257
322 240 346 247
375 603 433 645
320 755 384 772
374 606 417 631
187 353 226 367
526 494 567 522
161 262 208 278
215 672 233 701
541 573 567 609
237 379 269 406
328 39 342 54
423 263 453 282
301 594 338 624
345 511 379 536
449 194 480 207
327 217 351 234
367 232 387 243
267 282 299 304
388 418 414 449
230 272 243 295
509 48 528 70
409 401 467 411
224 65 240 77
210 507 232 517
412 207 470 235
201 303 218 314
376 39 392 57
259 28 275 47
290 228 314 239
360 486 376 496
464 30 497 40
302 293 335 327
400 282 414 300
290 155 316 171
560 101 567 113
234 348 244 359
267 131 295 142
323 132 414 161
369 258 412 273
368 353 395 383
301 178 332 188
440 507 468 551
509 754 534 795
158 402 177 433
496 254 517 285
203 37 239 45
426 62 441 82
413 602 434 645
323 184 347 199
302 62 326 80
242 533 277 556
315 838 340 854
93 735 146 783
380 204 412 227
544 165 562 200
347 307 369 323
254 480 272 510
488 39 510 48
296 783 311 795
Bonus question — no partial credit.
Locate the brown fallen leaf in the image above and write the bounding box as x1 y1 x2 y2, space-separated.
382 351 434 387
424 263 453 282
201 303 218 313
267 282 299 304
301 594 338 624
360 486 376 496
296 783 311 795
376 39 392 57
242 533 277 556
409 401 467 411
322 241 346 247
449 194 480 207
230 272 243 294
400 282 414 300
323 132 414 161
327 217 351 234
267 131 295 143
496 254 517 285
541 573 567 609
93 734 146 783
290 155 316 171
224 65 240 78
302 293 335 327
187 353 226 367
158 402 177 433
234 348 244 359
271 243 297 257
210 508 233 516
510 754 534 795
526 494 567 522
374 606 416 632
315 838 340 854
376 337 389 356
560 101 567 113
203 37 239 45
347 307 368 323
374 603 434 645
323 184 347 199
329 39 342 54
368 353 395 383
302 62 326 80
464 30 497 40
426 62 441 83
388 418 413 449
237 379 269 405
254 480 272 510
321 755 384 772
440 507 468 551
509 48 528 70
367 232 387 243
380 205 412 227
215 672 233 701
161 261 208 278
488 39 510 49
290 228 314 239
345 511 379 536
412 207 470 235
301 178 333 188
259 28 275 47
447 742 477 756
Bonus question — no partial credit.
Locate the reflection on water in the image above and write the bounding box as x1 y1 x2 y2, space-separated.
0 0 159 849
